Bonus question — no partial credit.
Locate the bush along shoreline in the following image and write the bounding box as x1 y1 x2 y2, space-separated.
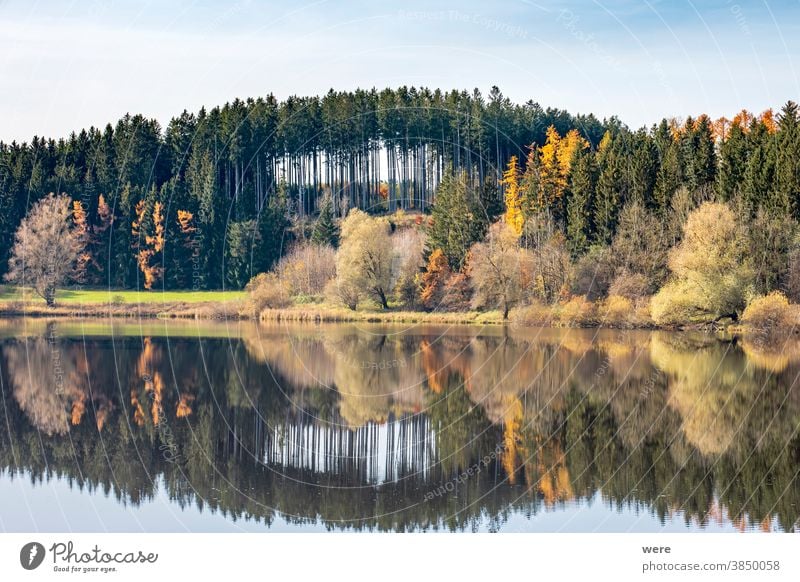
2 286 798 339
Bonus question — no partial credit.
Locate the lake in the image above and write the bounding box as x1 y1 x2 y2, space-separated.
0 319 797 532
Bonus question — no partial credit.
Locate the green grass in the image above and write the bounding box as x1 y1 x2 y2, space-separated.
0 285 245 304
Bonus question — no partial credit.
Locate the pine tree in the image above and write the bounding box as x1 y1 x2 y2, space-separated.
627 129 658 208
775 101 800 218
716 122 749 201
427 170 486 271
593 132 623 244
94 194 112 284
171 209 197 289
653 121 682 213
743 120 778 213
311 193 338 246
685 115 716 192
520 145 542 218
566 147 597 256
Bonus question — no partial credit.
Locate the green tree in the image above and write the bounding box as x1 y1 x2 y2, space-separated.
427 170 486 271
593 132 623 244
565 146 596 256
775 101 800 218
742 121 778 213
716 122 749 201
311 192 338 246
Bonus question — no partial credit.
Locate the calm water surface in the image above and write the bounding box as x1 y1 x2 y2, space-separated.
0 319 797 532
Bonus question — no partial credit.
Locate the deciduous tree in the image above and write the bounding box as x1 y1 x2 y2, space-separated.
5 193 83 306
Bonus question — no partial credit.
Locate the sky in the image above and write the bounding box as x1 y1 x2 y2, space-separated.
1 0 800 142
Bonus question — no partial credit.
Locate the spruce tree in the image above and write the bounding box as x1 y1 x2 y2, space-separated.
776 101 800 218
565 146 596 256
743 120 778 213
427 170 486 271
716 123 749 201
593 133 623 245
311 193 338 246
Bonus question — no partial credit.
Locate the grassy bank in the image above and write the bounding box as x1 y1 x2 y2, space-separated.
0 286 245 319
256 294 656 328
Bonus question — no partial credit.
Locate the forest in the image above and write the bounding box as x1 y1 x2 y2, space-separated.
2 86 800 326
0 86 606 290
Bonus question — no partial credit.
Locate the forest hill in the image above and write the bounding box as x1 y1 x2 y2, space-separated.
1 88 799 322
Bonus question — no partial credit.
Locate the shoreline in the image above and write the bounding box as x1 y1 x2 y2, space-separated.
2 296 797 338
0 299 739 333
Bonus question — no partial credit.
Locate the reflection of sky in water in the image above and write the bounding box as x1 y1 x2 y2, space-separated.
0 473 746 533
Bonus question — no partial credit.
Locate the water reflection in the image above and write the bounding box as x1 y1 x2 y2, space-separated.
0 321 797 532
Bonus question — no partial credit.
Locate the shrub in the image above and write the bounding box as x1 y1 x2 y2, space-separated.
420 249 452 311
325 278 361 311
557 295 596 327
599 295 633 324
741 291 797 334
571 245 615 300
650 281 708 326
245 272 291 315
336 209 393 309
610 200 669 292
608 270 650 300
511 302 553 326
469 221 526 319
276 242 336 297
786 249 800 303
439 272 472 312
392 227 426 308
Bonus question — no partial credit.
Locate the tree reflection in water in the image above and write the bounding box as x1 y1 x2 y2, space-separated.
0 322 797 532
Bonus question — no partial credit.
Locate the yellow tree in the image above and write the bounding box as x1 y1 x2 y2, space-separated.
538 126 588 209
502 155 524 235
135 201 165 290
539 126 563 205
420 248 451 310
713 116 731 141
760 109 777 134
71 200 93 283
732 109 754 132
558 129 588 175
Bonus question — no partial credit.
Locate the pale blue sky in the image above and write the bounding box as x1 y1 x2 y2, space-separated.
1 0 799 141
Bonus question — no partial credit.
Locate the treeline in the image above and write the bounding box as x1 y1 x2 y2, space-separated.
251 100 800 326
0 86 609 290
2 88 799 293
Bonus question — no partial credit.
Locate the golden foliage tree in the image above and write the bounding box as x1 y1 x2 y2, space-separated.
420 248 451 310
335 209 393 309
651 202 754 324
533 126 590 212
502 155 524 235
134 201 166 290
71 201 94 284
